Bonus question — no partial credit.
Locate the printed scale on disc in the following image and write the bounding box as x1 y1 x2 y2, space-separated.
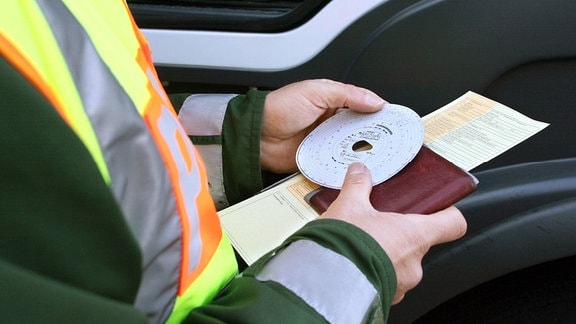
296 104 424 189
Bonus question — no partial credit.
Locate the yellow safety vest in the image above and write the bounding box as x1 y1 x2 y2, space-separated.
0 1 237 322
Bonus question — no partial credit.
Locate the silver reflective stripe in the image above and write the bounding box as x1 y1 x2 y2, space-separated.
256 240 378 324
153 102 203 274
178 94 236 210
178 94 235 136
38 1 180 322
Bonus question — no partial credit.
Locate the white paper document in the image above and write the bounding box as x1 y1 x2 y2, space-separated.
218 174 320 265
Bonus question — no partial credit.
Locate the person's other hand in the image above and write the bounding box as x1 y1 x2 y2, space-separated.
319 162 467 304
261 79 386 173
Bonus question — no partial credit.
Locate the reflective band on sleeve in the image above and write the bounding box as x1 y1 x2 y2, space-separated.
178 94 236 137
178 94 236 210
256 240 378 324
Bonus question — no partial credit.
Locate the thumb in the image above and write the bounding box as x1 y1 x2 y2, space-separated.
320 162 375 220
333 162 373 207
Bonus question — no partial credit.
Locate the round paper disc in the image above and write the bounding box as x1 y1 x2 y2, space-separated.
296 104 424 189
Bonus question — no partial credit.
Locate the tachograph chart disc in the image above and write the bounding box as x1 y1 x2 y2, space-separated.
296 104 424 189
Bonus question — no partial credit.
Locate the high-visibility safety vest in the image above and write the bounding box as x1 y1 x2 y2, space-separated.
0 1 238 323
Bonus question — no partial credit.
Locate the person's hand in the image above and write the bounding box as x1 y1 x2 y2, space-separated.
319 162 467 304
261 79 386 173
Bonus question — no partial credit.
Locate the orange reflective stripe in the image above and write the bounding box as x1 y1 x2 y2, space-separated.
185 145 223 291
143 83 224 294
128 11 236 309
0 33 70 125
176 128 194 173
128 15 229 293
128 7 155 75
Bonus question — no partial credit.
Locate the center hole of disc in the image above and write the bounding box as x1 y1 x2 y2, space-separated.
352 140 373 152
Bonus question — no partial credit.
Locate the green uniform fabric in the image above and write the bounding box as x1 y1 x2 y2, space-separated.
0 53 146 323
0 53 396 322
221 90 268 205
182 219 397 322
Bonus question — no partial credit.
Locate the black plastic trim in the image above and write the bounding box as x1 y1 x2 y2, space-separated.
128 0 330 32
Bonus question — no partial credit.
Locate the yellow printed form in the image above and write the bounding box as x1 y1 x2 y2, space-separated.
423 91 549 171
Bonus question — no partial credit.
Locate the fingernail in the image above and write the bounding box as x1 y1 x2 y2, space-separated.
348 162 367 175
364 93 385 107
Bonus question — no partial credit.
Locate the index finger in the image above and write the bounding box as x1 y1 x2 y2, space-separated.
312 79 386 113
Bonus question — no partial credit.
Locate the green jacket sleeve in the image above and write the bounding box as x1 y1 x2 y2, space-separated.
221 90 268 205
178 90 268 209
0 56 145 323
178 88 397 322
186 219 397 323
0 259 146 323
2 54 397 323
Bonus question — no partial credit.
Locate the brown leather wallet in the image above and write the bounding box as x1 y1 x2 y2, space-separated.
305 145 478 214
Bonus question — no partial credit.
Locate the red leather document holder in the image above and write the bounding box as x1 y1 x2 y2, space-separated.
305 145 478 214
